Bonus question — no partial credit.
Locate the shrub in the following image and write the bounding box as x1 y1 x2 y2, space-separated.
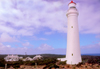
43 63 59 69
0 58 6 67
76 62 83 67
23 61 35 65
59 61 66 65
34 58 57 65
87 58 100 64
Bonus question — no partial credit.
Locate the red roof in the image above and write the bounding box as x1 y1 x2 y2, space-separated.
69 0 76 5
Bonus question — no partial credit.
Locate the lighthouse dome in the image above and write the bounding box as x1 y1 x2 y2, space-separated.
68 1 76 8
66 1 78 16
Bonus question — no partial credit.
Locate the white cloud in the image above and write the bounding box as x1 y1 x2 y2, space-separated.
0 0 100 54
17 29 33 36
45 32 54 35
0 0 67 36
81 42 100 54
98 42 100 46
39 38 47 40
77 1 100 34
0 42 100 54
96 35 100 38
0 42 28 54
6 45 11 48
38 44 54 51
31 36 47 40
0 0 99 36
0 33 18 42
0 43 65 54
0 0 100 36
22 42 30 46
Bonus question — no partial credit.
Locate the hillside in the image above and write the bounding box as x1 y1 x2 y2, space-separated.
0 54 65 59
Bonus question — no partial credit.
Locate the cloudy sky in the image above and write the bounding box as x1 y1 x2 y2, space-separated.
0 0 100 55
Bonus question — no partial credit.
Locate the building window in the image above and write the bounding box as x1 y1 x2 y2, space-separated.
71 26 73 28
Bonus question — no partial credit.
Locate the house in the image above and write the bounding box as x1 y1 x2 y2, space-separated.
4 54 43 61
23 57 33 61
19 56 23 59
33 55 43 60
4 55 19 61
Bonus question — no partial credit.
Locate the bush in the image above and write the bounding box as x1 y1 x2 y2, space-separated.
76 62 83 67
0 58 6 67
59 61 66 65
34 58 57 65
82 56 100 65
0 57 58 68
7 61 21 68
23 61 35 65
43 63 59 69
87 57 100 64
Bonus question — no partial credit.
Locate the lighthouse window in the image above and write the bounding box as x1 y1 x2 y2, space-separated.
70 7 76 8
72 54 73 56
71 26 73 28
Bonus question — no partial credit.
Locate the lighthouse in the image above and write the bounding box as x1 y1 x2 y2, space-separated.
57 0 82 64
66 0 82 64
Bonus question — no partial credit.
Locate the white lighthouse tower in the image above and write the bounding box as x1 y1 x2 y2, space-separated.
66 0 82 64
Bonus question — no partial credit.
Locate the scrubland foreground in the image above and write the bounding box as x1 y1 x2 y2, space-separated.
0 55 100 69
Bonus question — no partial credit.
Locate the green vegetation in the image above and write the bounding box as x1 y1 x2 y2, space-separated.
0 58 5 67
0 54 65 59
0 54 64 68
0 57 58 68
59 61 66 65
0 54 100 68
43 63 59 69
82 55 100 64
